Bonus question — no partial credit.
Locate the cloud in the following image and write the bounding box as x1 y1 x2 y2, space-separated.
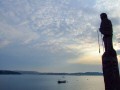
94 0 120 12
0 0 120 72
0 21 39 47
0 39 10 48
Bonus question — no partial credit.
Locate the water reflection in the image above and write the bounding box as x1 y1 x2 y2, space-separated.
0 75 104 90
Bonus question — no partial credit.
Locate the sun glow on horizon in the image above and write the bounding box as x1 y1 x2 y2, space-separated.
67 45 103 65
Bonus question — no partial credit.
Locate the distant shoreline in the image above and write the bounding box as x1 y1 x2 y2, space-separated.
0 70 103 76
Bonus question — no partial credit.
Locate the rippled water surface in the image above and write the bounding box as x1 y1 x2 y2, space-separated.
0 75 105 90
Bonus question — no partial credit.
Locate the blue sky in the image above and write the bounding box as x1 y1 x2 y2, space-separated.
0 0 120 72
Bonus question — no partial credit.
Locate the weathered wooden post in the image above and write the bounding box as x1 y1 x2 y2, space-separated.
99 13 120 90
102 50 120 90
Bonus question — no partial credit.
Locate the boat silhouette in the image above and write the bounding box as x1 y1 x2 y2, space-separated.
57 80 66 84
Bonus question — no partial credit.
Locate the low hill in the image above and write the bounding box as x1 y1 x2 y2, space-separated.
0 70 21 75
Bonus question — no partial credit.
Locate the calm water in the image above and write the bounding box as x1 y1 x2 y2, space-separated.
0 75 105 90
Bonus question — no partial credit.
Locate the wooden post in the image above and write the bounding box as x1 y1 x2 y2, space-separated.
102 50 120 90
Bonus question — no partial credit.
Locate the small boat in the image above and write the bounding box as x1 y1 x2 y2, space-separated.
57 80 66 84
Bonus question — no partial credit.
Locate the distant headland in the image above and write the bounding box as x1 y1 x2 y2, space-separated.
0 70 21 75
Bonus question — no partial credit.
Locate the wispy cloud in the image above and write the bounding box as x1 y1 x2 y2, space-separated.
0 0 120 72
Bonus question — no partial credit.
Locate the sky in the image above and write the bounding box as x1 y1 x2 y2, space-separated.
0 0 120 73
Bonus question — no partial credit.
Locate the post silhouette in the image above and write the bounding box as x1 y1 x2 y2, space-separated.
99 13 120 90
